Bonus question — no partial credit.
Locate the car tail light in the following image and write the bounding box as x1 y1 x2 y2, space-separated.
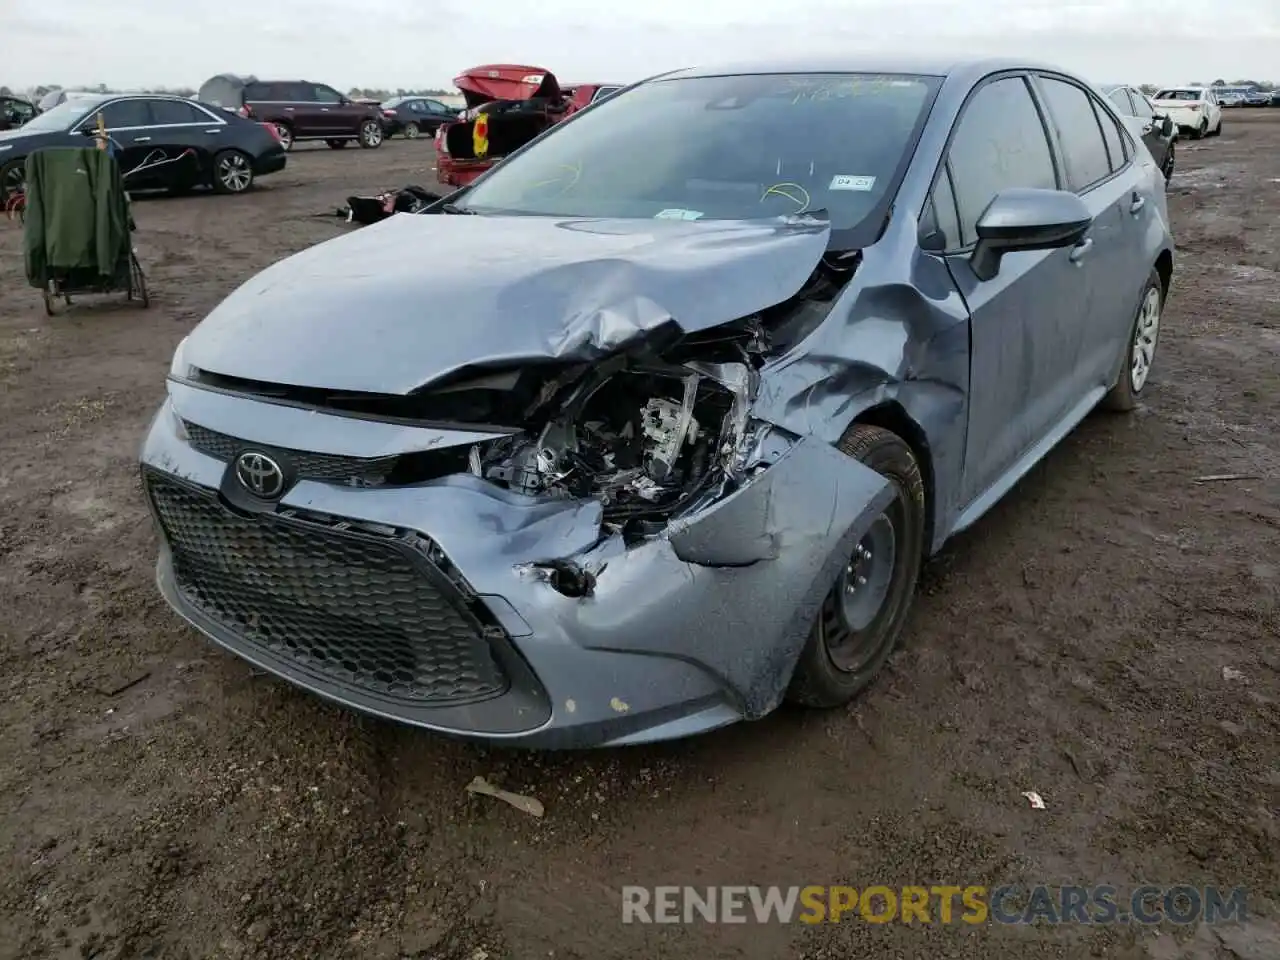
382 109 395 118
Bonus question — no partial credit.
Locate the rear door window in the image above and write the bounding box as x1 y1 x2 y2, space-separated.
95 99 153 130
150 99 210 125
944 75 1058 247
313 85 343 104
1130 93 1155 119
1036 76 1113 191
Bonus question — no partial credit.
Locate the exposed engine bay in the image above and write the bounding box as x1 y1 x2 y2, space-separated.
472 363 743 525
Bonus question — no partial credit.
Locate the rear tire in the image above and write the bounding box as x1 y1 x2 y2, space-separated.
403 122 420 139
1191 119 1207 140
358 120 383 149
274 123 294 152
1102 268 1163 412
211 150 254 194
786 425 926 709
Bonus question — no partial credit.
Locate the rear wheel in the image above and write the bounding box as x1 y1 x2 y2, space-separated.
1162 142 1176 182
211 150 254 194
403 121 420 139
0 159 24 203
1191 119 1207 140
325 139 348 149
274 123 294 152
358 120 383 148
786 425 926 708
1102 268 1163 412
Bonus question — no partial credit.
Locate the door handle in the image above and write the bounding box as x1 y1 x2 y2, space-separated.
203 129 221 134
283 107 295 112
1129 196 1146 215
132 136 151 143
1069 238 1094 263
320 108 330 112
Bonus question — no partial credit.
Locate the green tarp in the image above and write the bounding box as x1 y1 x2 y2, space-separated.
23 146 131 289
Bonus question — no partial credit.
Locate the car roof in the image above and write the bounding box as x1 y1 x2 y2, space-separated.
656 54 1078 84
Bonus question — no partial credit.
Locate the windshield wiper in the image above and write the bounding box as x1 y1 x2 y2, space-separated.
441 201 476 215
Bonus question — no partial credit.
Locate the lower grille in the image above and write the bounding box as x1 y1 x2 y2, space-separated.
145 472 509 705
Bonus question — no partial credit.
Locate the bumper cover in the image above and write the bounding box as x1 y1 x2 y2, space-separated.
141 384 893 748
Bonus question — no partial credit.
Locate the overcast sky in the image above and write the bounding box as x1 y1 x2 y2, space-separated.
5 0 1279 91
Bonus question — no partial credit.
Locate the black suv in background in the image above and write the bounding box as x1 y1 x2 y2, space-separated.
197 75 384 151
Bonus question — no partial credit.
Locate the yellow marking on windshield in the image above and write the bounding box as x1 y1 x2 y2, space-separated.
761 182 811 212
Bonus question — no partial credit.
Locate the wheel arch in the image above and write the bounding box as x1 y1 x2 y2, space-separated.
850 401 937 557
1154 248 1173 299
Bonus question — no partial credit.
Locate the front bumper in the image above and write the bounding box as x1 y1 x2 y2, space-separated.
140 381 891 748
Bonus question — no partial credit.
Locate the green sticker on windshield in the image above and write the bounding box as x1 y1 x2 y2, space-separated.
654 208 704 220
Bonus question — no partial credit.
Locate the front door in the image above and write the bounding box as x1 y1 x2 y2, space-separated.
87 98 161 188
933 74 1099 506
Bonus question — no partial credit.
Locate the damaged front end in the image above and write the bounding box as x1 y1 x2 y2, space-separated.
145 215 896 747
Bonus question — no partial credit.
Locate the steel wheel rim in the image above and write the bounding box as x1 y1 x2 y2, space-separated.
1130 287 1161 392
404 123 419 139
218 154 251 192
363 122 382 146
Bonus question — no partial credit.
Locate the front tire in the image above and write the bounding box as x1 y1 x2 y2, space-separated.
1162 143 1176 183
786 425 926 708
1210 117 1223 136
1102 268 1163 412
0 158 24 203
358 120 383 148
211 150 254 194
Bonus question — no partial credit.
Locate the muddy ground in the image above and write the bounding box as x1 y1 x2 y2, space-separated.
0 117 1277 960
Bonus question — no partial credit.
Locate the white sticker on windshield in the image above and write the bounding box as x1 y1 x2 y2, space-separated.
830 175 876 192
654 208 704 220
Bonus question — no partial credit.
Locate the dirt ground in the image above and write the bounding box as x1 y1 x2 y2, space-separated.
0 119 1277 960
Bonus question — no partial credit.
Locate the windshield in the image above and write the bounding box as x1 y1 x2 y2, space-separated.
455 72 940 244
1155 89 1202 100
19 98 103 133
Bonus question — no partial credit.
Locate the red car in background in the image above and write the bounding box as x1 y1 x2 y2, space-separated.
434 66 623 187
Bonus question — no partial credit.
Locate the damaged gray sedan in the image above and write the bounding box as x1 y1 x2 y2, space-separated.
141 56 1174 748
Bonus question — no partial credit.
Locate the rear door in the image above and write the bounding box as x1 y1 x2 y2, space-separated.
932 74 1096 505
147 98 226 186
1032 74 1148 390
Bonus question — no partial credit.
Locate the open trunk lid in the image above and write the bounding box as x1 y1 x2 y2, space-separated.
453 65 561 109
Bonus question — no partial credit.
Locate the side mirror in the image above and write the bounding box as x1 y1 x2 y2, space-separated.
1161 117 1175 137
970 188 1093 282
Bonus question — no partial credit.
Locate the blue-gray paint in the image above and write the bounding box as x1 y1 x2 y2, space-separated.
141 54 1175 747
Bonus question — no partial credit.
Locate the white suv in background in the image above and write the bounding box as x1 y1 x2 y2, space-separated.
1151 87 1222 139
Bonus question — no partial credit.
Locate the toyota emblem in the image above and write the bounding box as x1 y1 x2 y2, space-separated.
234 451 285 499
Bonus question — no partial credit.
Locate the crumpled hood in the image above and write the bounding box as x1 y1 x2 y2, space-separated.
183 211 831 395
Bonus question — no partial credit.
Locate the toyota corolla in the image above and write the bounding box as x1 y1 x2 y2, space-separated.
141 56 1173 748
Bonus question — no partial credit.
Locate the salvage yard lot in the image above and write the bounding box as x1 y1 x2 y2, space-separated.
0 119 1277 960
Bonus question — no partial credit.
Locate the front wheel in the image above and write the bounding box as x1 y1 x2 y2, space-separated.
786 425 926 708
274 124 294 152
211 150 254 194
0 158 24 203
1210 117 1223 136
358 120 383 148
1162 143 1176 183
1102 268 1163 412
